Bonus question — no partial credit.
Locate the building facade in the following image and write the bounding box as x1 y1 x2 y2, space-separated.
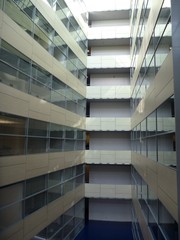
0 0 179 239
0 0 87 239
130 0 178 239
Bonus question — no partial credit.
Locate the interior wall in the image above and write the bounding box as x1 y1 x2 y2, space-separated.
90 101 130 117
89 165 131 184
90 74 130 86
89 132 131 150
89 199 132 222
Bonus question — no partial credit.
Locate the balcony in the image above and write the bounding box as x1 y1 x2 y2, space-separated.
86 117 131 131
86 86 130 99
87 55 130 69
85 150 131 164
85 183 131 199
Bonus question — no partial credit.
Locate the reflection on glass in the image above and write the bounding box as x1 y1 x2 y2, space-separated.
157 133 176 167
27 137 47 154
28 119 48 136
0 136 25 156
159 201 178 240
26 175 46 197
25 192 46 216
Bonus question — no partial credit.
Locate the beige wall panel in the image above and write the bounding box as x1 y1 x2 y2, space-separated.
47 197 64 224
64 151 85 168
7 230 23 240
0 164 26 187
75 185 85 202
28 97 51 119
0 10 4 34
31 43 53 73
50 105 66 126
0 155 26 167
76 151 85 165
65 112 85 129
0 84 29 117
0 221 23 240
24 207 48 240
48 152 65 172
26 154 49 179
52 59 68 83
63 190 76 212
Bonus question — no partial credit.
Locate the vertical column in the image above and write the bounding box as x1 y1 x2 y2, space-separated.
171 0 180 237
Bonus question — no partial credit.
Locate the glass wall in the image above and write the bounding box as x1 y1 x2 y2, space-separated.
2 0 87 85
0 40 86 116
131 97 176 168
131 0 172 112
132 167 178 240
0 165 85 232
33 199 85 240
47 0 88 53
0 112 86 156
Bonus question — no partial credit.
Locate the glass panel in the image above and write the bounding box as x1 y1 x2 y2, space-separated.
63 207 74 224
157 97 175 134
50 138 63 152
25 175 46 197
0 202 22 230
77 130 85 140
64 167 75 181
64 179 74 194
27 137 47 154
48 170 63 187
51 90 65 108
159 201 178 240
47 215 64 238
0 183 23 207
35 9 54 38
147 137 157 161
0 114 26 135
50 123 64 138
148 187 158 221
25 192 46 216
64 140 75 151
28 119 48 137
30 79 51 101
32 63 52 87
76 165 84 176
65 128 75 139
0 136 25 156
48 184 63 203
76 140 84 150
75 175 84 187
4 0 34 37
147 111 156 136
157 133 176 167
